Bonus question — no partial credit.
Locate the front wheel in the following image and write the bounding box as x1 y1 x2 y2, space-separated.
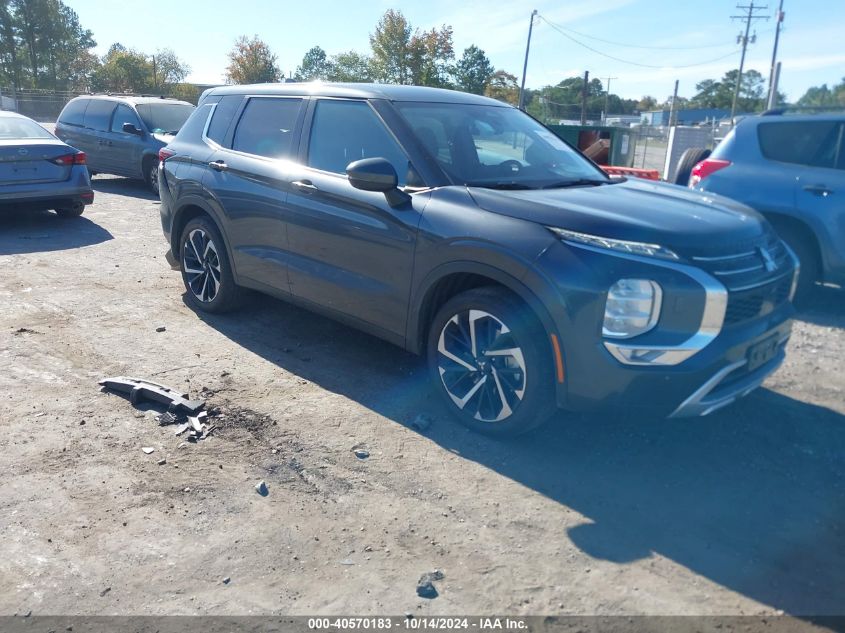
144 159 160 195
427 287 556 436
179 216 243 313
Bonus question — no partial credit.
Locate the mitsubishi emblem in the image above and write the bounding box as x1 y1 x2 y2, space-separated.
758 246 777 272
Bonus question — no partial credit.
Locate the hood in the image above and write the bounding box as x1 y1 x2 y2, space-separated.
467 177 767 254
151 132 175 144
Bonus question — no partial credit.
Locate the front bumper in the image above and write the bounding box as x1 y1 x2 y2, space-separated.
533 240 795 417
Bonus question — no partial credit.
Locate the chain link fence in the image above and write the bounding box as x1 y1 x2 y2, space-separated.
0 87 84 122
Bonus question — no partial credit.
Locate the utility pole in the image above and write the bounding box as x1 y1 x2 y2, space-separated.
766 0 785 110
603 76 618 124
580 71 589 125
667 79 679 127
518 9 538 111
730 1 769 126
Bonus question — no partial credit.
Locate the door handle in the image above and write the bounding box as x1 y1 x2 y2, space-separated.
292 179 318 192
803 184 833 196
208 160 228 171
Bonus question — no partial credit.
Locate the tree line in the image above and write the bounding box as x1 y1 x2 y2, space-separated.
1 1 842 117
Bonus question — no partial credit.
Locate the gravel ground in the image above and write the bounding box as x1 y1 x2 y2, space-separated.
1 176 843 617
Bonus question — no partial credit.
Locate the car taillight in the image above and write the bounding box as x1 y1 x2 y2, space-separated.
159 148 175 162
52 152 86 166
689 158 731 187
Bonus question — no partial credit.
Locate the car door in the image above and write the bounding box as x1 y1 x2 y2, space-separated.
284 98 425 341
80 99 116 173
201 95 305 292
105 103 146 177
757 118 845 279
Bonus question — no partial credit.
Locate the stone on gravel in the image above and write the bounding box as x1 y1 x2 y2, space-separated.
157 458 166 465
155 326 166 332
222 577 231 585
141 447 155 454
255 481 269 496
416 569 444 598
354 448 370 459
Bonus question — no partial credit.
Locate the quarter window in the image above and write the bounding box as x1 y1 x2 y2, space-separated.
758 121 842 169
206 95 243 145
59 98 88 126
307 99 409 184
232 97 302 158
110 104 141 133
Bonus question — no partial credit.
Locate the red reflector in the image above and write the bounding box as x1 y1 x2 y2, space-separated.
159 148 175 162
52 152 86 166
690 158 731 187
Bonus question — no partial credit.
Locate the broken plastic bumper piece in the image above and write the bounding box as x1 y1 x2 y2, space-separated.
98 376 205 415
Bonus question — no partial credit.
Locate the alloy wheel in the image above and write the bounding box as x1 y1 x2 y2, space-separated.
148 164 159 195
182 228 222 303
436 309 527 423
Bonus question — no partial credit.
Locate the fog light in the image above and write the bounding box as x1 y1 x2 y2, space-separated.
603 279 662 339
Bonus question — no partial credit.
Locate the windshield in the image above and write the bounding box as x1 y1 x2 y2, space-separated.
396 102 608 189
0 116 54 140
135 103 195 135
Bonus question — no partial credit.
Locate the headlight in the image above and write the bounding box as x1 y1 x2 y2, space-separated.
548 227 679 260
603 279 662 339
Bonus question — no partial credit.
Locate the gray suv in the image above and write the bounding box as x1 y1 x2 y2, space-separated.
158 83 796 436
689 112 845 302
55 95 195 193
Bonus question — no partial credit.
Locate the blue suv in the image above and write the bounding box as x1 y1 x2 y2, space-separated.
689 113 845 302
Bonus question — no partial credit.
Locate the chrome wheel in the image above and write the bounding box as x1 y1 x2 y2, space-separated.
148 163 159 194
436 309 527 423
182 228 221 303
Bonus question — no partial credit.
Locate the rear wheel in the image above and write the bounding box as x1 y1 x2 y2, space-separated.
427 287 556 436
179 216 243 313
55 203 84 218
673 147 711 186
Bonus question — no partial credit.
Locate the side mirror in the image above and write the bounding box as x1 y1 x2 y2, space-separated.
122 122 143 135
347 157 411 208
347 157 398 192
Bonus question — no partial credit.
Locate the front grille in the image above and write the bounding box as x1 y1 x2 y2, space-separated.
724 274 792 324
690 232 791 291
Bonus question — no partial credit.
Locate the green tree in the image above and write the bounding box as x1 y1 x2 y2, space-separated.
327 50 372 82
690 69 767 112
295 46 331 81
797 79 845 107
369 9 454 87
636 95 658 111
150 48 189 90
453 45 493 95
369 9 412 84
1 0 96 90
91 44 151 92
225 35 281 84
484 70 519 105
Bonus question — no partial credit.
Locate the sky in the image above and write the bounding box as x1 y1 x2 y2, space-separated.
63 0 845 104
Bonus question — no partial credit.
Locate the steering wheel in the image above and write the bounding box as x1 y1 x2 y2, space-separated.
498 159 523 174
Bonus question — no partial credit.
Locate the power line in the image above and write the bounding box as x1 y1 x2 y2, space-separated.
537 16 742 69
538 16 739 51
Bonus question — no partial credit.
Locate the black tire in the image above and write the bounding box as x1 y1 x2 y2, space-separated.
55 203 84 218
144 158 160 195
426 286 556 437
673 147 711 186
179 215 243 313
775 227 820 307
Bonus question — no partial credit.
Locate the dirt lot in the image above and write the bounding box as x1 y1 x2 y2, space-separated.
1 177 844 617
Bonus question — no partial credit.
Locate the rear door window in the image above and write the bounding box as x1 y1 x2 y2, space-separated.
758 120 841 169
307 99 409 184
110 104 141 133
232 97 302 158
83 99 116 132
59 98 89 126
206 95 243 145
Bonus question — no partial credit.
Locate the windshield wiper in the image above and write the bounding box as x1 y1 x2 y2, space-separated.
466 181 533 190
541 178 609 189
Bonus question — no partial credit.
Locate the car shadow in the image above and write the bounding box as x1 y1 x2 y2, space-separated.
191 293 845 616
0 210 113 255
91 176 159 202
794 285 845 329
